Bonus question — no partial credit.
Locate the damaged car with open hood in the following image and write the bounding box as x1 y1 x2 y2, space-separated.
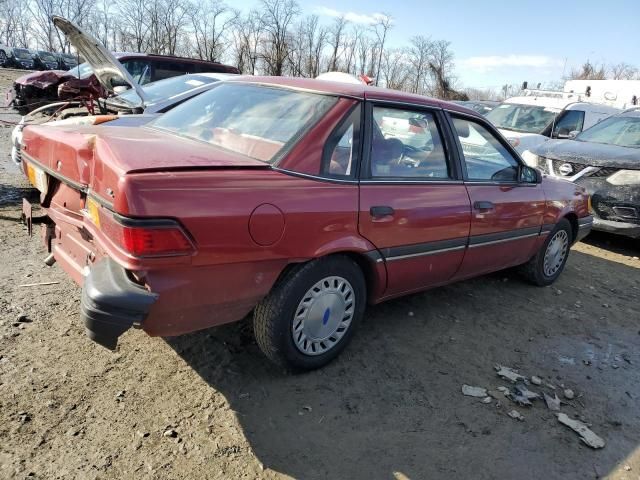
530 108 640 238
11 17 237 166
9 16 239 113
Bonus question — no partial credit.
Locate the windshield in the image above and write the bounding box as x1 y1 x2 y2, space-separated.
112 74 220 107
67 61 94 79
38 51 57 62
577 115 640 148
153 83 336 163
486 103 560 134
14 49 32 59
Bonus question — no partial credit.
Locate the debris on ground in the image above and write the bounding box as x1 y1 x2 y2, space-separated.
564 389 575 400
462 385 488 398
544 393 561 412
557 413 605 449
508 410 524 421
163 429 178 438
530 376 542 385
481 396 493 404
495 365 526 383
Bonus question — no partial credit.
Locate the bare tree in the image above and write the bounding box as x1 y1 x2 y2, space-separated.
408 35 433 94
327 15 347 71
258 0 299 76
372 13 392 86
428 40 466 100
189 0 238 61
231 10 262 73
610 62 638 80
569 61 607 80
380 48 409 90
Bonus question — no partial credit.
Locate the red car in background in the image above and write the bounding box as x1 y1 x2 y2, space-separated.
20 76 592 370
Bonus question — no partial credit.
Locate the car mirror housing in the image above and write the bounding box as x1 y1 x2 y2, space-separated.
519 165 543 184
568 130 579 139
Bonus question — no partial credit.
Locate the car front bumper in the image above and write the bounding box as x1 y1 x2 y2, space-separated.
576 216 593 242
81 258 158 349
593 217 640 239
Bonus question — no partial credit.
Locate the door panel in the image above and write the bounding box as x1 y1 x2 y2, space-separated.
455 184 546 278
359 184 471 296
448 115 546 279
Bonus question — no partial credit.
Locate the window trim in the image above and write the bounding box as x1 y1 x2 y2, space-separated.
319 103 362 180
359 101 460 183
444 109 527 184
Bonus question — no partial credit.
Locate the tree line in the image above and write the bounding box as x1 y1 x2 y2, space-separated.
0 0 469 99
1 0 638 100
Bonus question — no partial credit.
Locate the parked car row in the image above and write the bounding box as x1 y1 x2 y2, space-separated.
12 16 594 370
0 44 79 71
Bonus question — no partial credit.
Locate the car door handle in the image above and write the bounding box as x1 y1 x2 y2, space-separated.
370 206 395 218
473 201 495 211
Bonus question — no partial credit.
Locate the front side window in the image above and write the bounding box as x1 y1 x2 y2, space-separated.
153 83 336 163
486 103 560 134
552 110 585 137
451 116 519 182
369 106 450 179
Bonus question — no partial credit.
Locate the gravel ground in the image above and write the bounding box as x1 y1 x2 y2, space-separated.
1 68 640 480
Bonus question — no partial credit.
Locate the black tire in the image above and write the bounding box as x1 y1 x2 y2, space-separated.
0 50 6 67
253 255 366 371
520 219 573 286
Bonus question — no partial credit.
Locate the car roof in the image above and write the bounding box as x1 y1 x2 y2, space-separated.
504 95 621 113
112 52 235 66
225 76 477 115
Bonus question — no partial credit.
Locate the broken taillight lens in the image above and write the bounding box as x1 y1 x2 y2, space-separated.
86 197 195 257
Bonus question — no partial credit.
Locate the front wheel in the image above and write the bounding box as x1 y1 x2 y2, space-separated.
253 255 366 371
520 219 572 286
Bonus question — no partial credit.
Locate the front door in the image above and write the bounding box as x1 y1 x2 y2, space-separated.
447 114 546 279
358 103 471 298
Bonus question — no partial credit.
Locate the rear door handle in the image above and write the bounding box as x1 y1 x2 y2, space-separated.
370 206 395 218
473 201 495 211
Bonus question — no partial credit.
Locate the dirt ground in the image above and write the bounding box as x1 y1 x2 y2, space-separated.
1 68 640 480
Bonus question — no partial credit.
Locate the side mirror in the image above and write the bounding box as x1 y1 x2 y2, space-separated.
519 165 543 184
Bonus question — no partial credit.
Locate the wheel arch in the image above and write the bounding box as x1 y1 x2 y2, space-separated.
274 250 387 304
563 212 579 243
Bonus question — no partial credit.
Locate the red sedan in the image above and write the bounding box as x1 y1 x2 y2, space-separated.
20 77 592 370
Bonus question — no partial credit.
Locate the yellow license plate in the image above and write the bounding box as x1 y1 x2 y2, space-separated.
27 163 48 193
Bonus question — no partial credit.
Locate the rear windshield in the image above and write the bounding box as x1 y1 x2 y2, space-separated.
152 83 336 163
486 103 560 134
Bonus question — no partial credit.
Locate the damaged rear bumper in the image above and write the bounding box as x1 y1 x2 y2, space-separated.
81 258 158 349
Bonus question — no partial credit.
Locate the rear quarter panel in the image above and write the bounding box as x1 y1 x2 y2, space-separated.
118 169 383 336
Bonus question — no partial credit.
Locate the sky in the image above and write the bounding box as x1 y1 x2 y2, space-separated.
234 0 639 90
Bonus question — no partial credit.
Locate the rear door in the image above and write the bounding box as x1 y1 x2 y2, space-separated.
358 102 471 298
447 113 546 279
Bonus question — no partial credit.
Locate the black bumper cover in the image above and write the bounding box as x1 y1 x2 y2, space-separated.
81 259 158 350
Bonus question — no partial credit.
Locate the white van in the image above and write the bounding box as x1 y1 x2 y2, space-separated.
486 95 621 164
564 80 640 110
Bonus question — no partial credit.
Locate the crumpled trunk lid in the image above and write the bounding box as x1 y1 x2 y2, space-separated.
21 124 269 207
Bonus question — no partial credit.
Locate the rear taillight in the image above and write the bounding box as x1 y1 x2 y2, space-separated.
85 197 195 257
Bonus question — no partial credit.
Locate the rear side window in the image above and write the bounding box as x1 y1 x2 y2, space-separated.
321 105 360 179
152 60 191 80
451 116 519 182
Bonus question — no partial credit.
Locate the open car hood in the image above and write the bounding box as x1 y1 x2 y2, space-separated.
52 16 148 105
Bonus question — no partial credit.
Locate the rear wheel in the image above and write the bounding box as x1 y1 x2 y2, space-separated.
253 255 366 371
0 50 7 66
520 219 572 286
